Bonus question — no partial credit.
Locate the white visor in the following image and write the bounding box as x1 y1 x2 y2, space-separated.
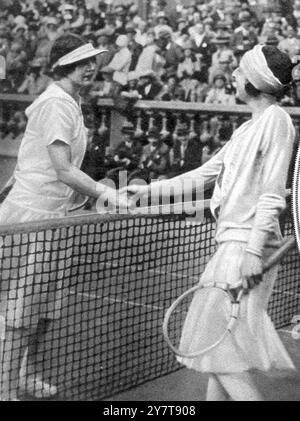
52 43 108 69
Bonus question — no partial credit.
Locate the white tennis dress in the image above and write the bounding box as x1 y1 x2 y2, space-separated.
0 83 87 328
176 105 296 373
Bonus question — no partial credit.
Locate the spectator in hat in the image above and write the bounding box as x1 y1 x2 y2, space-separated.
192 70 210 103
134 20 148 47
209 51 235 85
81 17 93 37
233 37 253 65
114 4 127 35
107 121 143 178
177 40 201 80
18 57 51 95
179 73 203 102
189 22 213 70
278 25 300 59
259 19 283 44
12 23 28 49
107 34 132 86
94 29 116 76
154 11 173 39
6 41 27 88
101 10 116 35
231 12 258 48
44 17 61 42
210 0 226 24
211 34 236 69
125 23 143 71
215 20 231 39
135 31 166 77
173 18 189 48
138 126 170 182
137 70 163 100
70 6 86 30
168 122 203 177
158 30 183 73
0 30 9 57
90 66 117 99
205 72 236 105
159 71 185 101
120 71 142 100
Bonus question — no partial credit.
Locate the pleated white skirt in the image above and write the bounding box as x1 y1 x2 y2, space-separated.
177 241 295 374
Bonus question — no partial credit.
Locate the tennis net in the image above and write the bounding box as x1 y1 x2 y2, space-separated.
0 204 299 400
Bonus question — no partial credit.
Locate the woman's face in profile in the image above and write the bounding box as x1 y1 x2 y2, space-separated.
232 66 247 102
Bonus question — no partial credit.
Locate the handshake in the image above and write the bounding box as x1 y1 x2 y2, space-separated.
95 183 150 214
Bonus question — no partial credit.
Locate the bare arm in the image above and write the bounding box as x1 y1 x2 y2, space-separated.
47 140 102 198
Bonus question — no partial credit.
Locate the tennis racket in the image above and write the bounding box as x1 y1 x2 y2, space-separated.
163 236 295 359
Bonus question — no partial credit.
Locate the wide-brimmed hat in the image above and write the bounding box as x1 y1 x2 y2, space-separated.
158 28 173 39
212 34 231 45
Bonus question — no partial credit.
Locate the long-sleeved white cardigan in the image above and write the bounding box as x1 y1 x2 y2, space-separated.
163 104 295 257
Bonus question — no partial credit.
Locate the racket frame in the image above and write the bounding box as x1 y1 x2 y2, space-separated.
163 282 243 359
163 237 296 359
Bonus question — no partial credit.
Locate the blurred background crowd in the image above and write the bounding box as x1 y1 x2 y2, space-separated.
1 0 300 103
0 0 299 188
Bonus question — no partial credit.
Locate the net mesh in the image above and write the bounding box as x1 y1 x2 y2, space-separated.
0 209 299 401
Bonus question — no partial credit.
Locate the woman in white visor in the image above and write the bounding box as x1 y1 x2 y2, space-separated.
123 44 296 401
0 33 129 400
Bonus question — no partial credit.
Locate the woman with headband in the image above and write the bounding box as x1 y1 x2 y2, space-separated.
0 34 129 400
123 45 296 400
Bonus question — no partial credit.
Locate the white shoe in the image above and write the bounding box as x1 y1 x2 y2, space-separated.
19 376 58 399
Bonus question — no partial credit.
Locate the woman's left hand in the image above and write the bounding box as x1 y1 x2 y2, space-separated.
240 252 264 293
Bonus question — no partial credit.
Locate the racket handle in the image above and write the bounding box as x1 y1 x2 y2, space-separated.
263 237 295 273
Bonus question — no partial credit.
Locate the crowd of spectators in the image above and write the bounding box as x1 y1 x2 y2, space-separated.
0 0 300 187
1 0 300 104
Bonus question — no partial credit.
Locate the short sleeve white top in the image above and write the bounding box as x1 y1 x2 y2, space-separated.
14 83 88 205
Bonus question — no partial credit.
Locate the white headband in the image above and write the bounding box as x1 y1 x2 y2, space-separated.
240 44 284 94
52 43 107 69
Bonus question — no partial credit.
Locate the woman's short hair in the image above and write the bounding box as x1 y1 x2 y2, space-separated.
244 45 294 99
49 33 87 78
